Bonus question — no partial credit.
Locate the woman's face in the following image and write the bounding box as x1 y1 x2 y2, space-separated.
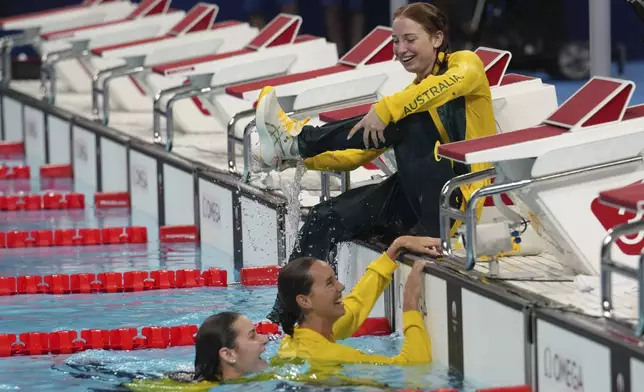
229 316 269 374
301 260 346 322
392 16 443 78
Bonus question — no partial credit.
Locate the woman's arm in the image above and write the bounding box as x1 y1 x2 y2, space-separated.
332 248 400 340
320 310 431 365
303 148 387 172
373 51 487 124
332 237 441 340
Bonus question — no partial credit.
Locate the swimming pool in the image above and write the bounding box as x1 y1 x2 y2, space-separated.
0 160 486 392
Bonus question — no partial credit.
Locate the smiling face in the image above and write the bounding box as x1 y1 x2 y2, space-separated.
297 260 346 322
392 16 444 80
225 315 269 374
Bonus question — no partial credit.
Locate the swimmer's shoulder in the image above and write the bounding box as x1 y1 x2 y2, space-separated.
446 50 486 69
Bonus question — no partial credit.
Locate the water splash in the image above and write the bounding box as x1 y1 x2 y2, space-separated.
278 161 307 263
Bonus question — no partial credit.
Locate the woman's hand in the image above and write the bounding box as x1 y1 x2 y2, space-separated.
347 106 387 148
386 236 442 260
402 260 430 312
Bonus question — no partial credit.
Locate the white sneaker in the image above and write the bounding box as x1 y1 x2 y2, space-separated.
249 129 298 173
255 86 309 171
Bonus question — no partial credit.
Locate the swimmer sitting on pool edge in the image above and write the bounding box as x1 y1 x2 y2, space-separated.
126 235 438 390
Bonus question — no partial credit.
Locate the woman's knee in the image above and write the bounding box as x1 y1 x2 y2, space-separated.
396 112 438 138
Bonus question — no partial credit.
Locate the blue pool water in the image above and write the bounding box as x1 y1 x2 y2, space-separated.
0 168 484 391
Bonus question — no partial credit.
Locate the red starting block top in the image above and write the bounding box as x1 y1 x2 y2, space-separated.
166 2 217 37
224 26 394 98
437 76 639 164
500 73 536 86
125 0 172 20
474 47 512 87
599 181 644 212
545 77 634 130
151 14 302 76
623 103 644 121
319 103 372 122
41 0 173 40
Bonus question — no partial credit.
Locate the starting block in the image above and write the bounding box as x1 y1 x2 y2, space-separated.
79 14 338 147
0 0 136 87
437 76 644 278
88 3 258 117
38 0 185 99
596 181 644 337
147 13 338 138
0 0 135 34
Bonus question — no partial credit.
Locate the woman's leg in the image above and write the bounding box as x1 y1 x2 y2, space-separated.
254 87 399 169
296 115 401 158
289 172 414 262
296 111 462 237
392 112 462 237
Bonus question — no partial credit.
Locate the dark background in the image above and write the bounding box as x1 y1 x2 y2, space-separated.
1 0 642 57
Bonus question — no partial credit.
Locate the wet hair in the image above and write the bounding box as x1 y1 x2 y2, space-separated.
193 311 241 382
393 2 449 59
277 257 317 336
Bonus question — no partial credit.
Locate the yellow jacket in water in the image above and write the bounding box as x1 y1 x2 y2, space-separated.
277 253 431 364
125 366 398 391
303 50 497 235
126 255 430 391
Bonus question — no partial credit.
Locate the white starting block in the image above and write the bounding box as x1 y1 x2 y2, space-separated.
437 76 644 278
141 13 338 139
0 0 136 34
39 0 186 96
88 3 258 114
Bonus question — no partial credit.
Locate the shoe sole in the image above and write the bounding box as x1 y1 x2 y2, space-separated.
255 90 280 171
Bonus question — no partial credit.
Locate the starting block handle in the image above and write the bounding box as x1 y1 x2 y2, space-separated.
600 219 644 337
438 169 532 271
92 61 148 125
40 40 91 104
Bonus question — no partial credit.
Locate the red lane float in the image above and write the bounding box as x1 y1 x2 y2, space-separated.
0 192 85 211
0 165 30 180
39 164 73 178
240 265 280 286
396 387 530 392
0 141 25 155
1 226 147 248
94 192 130 208
159 225 199 243
352 317 391 337
0 267 227 296
0 321 280 357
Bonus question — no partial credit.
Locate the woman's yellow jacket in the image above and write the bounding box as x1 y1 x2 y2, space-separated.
277 252 431 365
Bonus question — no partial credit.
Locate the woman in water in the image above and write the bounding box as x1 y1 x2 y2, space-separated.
276 235 435 364
126 312 270 391
252 2 495 323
